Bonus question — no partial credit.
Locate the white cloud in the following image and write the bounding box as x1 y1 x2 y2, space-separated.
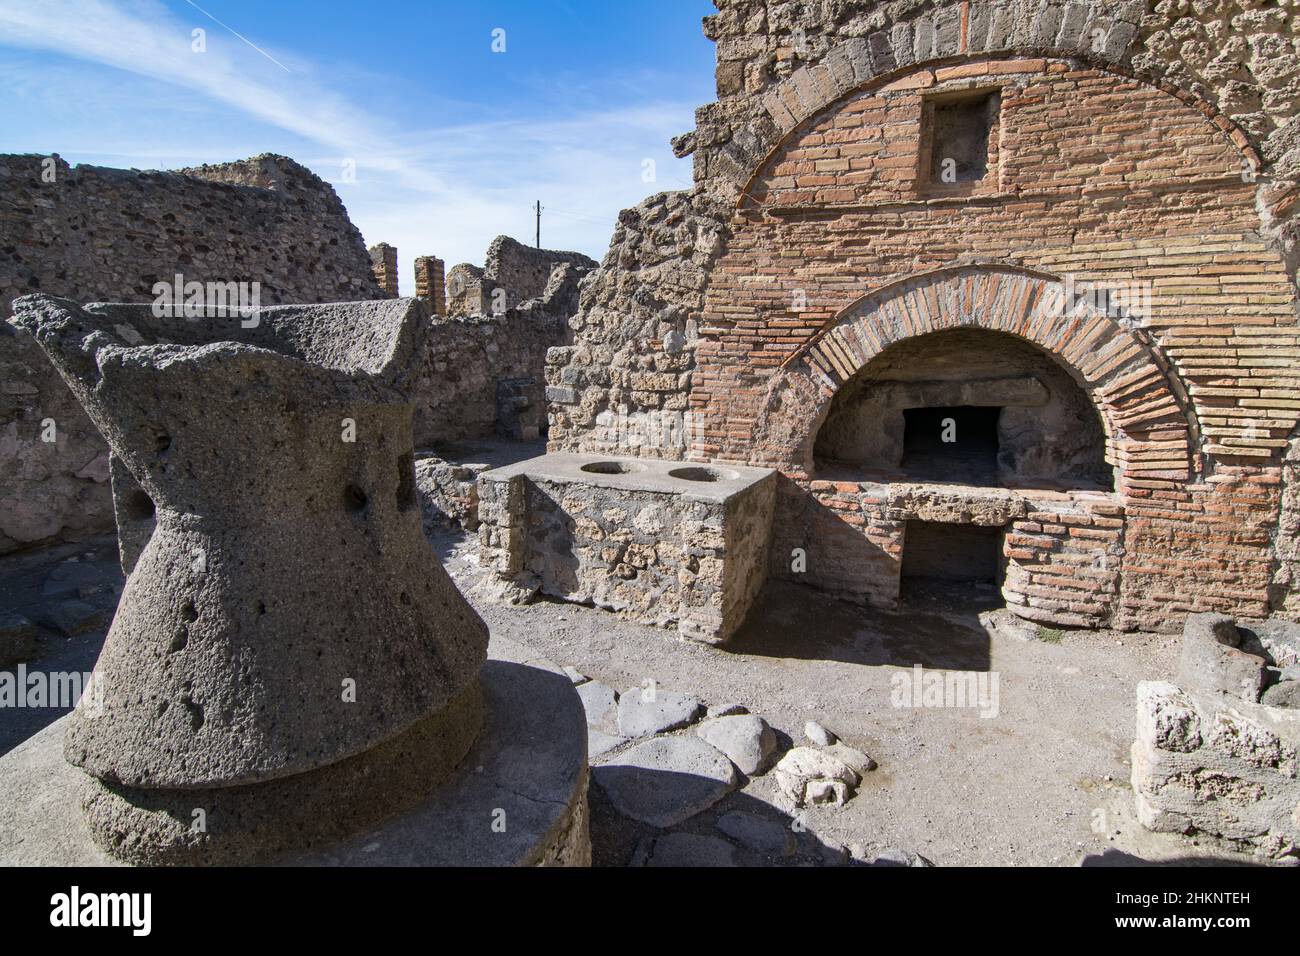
0 0 699 290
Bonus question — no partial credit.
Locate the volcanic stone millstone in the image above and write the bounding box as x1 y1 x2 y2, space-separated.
8 294 490 861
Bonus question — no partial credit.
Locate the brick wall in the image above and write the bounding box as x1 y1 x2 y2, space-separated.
369 242 399 297
414 255 446 316
688 58 1297 628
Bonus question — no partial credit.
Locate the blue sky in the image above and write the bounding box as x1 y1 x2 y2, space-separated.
0 0 717 291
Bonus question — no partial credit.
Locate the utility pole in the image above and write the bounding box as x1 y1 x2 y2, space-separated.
534 200 542 249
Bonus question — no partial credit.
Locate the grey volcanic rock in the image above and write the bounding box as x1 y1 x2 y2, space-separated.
9 294 491 864
696 714 777 775
577 680 619 732
0 613 37 668
617 686 703 737
593 736 737 827
716 811 795 857
639 832 739 867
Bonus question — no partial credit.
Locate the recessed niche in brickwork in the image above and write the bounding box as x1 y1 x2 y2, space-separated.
901 520 1003 586
924 89 1000 188
902 406 1000 482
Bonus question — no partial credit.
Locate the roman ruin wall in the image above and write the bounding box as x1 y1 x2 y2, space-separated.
413 260 590 447
448 236 596 316
544 0 1300 631
0 153 383 555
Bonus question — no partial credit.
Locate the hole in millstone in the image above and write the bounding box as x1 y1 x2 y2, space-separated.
154 432 172 454
183 697 204 731
396 453 416 510
169 628 188 653
180 602 198 623
343 484 368 513
256 600 267 615
400 591 412 606
124 489 155 521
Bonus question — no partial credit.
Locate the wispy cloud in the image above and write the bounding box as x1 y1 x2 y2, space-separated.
0 0 698 287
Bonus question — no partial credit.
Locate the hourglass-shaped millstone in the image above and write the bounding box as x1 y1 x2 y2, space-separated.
9 294 488 863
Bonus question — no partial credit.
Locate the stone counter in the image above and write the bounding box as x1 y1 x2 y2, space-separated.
478 454 776 644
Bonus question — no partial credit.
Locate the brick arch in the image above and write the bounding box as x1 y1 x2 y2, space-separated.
711 28 1262 197
743 265 1193 489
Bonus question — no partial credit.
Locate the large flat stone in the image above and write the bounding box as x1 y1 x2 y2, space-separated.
594 735 738 828
696 714 776 775
617 687 702 737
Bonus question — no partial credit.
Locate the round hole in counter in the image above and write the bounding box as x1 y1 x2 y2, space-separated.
668 466 739 483
580 461 645 475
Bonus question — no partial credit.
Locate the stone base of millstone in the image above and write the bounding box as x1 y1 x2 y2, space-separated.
0 638 590 867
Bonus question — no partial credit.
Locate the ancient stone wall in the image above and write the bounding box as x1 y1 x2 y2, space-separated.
448 237 596 316
0 153 383 554
545 0 1300 629
483 235 597 311
412 263 587 446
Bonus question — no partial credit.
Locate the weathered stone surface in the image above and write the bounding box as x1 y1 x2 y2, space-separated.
588 729 627 760
478 453 776 643
577 680 619 732
825 741 877 776
696 714 777 775
1177 613 1267 702
10 295 488 794
1260 681 1300 709
617 685 704 738
1132 680 1300 862
0 612 37 668
8 294 496 865
804 720 836 746
716 810 795 857
414 456 486 533
36 599 107 638
593 736 738 827
773 747 861 808
707 702 748 718
638 832 740 867
1 153 383 555
0 645 592 867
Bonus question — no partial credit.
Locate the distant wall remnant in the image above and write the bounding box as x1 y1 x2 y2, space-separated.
369 242 399 297
447 236 596 317
413 262 589 447
0 152 383 554
415 256 447 316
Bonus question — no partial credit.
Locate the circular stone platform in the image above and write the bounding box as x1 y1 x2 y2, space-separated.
0 637 590 867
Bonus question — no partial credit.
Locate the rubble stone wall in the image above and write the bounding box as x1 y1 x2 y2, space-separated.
413 263 588 446
448 237 596 316
0 153 382 554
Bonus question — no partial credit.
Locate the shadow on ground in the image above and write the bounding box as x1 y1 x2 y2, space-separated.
724 578 996 671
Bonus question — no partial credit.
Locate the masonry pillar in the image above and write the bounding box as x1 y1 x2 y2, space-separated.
368 242 399 297
415 255 447 316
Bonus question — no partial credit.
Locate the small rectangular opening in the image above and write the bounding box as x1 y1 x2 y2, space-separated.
926 90 999 186
901 405 1000 481
901 520 1003 586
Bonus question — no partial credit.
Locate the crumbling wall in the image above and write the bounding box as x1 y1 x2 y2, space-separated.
369 242 399 296
412 263 587 446
0 153 383 553
1132 614 1300 862
447 236 596 317
483 235 596 310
